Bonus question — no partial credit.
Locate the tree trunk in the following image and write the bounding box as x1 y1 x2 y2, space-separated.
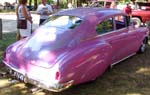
34 0 37 10
57 0 59 9
77 0 82 7
29 0 32 6
0 19 2 40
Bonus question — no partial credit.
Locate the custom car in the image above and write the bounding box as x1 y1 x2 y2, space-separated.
2 7 149 92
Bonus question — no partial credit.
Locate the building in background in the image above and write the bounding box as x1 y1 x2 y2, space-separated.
0 0 17 10
0 0 16 5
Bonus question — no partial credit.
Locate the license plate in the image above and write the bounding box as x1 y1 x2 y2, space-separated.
12 71 25 81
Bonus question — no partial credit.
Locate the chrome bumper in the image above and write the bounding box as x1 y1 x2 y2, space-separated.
25 76 74 92
2 61 74 92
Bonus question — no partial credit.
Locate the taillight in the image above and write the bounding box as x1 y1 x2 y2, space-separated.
55 71 60 80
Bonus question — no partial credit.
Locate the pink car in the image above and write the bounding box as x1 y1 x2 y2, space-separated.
2 8 149 92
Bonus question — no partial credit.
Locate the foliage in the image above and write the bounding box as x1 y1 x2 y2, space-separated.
58 0 68 9
119 0 131 4
27 0 132 9
28 0 54 5
47 0 54 4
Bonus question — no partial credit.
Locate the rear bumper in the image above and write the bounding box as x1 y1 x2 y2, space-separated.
26 76 74 92
2 60 74 92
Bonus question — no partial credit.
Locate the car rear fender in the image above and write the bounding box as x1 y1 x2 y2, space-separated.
58 41 112 84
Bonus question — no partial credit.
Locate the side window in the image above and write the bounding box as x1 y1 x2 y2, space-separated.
115 15 127 30
96 18 114 34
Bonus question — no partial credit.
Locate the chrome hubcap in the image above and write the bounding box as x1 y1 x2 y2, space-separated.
141 43 146 52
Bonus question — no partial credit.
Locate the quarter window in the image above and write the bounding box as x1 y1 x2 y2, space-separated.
115 15 127 30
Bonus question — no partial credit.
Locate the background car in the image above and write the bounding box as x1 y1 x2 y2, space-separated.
131 2 150 27
2 8 149 92
87 0 116 8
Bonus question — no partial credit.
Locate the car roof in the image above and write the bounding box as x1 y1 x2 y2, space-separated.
54 7 125 19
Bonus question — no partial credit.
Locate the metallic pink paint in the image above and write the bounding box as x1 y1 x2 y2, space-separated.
2 7 149 92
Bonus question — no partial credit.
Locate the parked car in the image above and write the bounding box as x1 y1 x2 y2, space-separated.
2 8 149 92
27 5 34 11
131 2 150 27
88 0 116 8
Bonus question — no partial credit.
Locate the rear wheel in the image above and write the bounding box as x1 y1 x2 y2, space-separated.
138 38 147 53
131 17 141 27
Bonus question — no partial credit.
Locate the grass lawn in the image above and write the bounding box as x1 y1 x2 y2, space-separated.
0 32 150 95
0 32 16 63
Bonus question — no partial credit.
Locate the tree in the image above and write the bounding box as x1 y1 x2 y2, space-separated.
34 0 38 9
29 0 32 6
57 0 59 9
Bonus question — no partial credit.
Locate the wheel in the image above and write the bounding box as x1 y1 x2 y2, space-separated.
138 38 147 53
131 17 141 27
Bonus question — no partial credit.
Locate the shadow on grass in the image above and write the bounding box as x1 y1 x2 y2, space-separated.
0 81 32 95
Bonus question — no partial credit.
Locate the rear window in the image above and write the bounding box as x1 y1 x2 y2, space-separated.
43 15 82 29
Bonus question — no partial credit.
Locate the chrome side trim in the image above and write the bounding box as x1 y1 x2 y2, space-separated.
111 53 136 68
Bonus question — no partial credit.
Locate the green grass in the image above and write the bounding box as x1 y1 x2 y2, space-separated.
0 9 15 13
0 33 150 95
0 32 16 63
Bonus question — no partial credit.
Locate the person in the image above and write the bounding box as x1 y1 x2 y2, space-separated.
110 1 116 9
67 1 73 9
124 3 132 24
17 0 32 39
36 0 53 25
